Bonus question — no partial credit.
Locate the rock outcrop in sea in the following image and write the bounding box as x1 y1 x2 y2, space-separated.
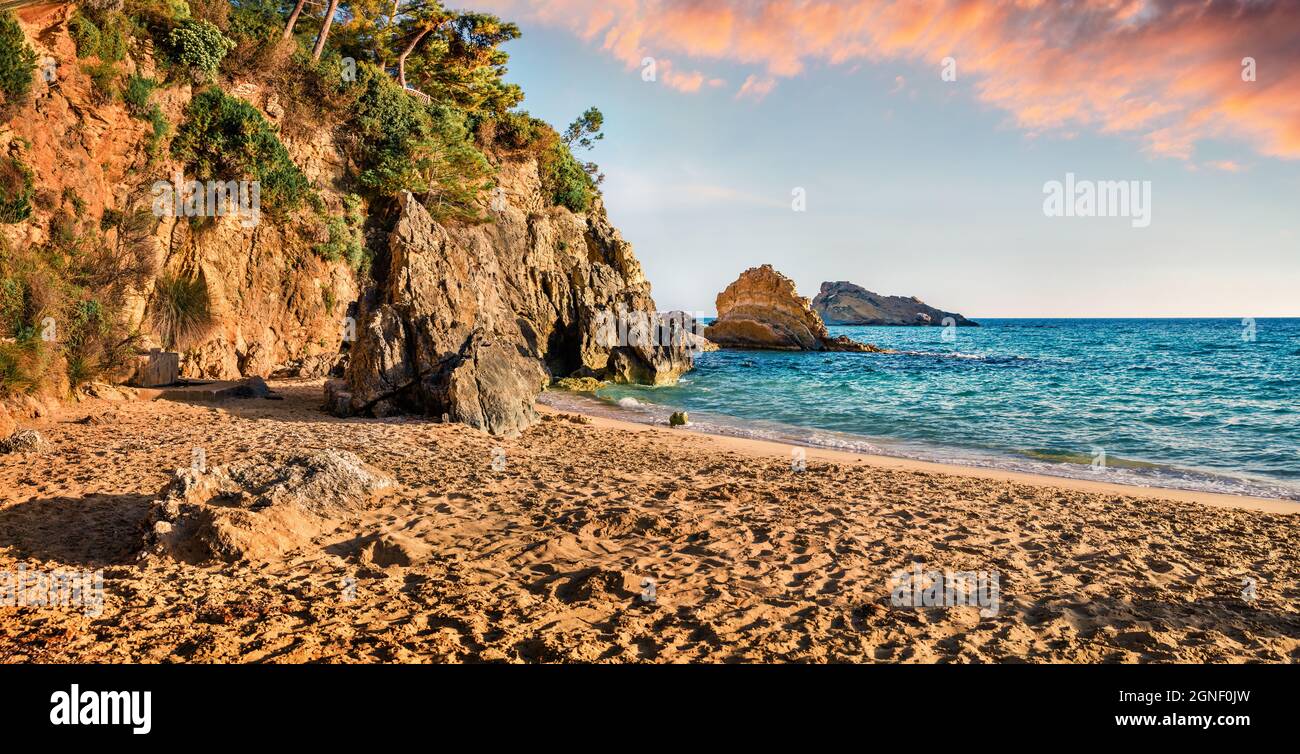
331 157 696 435
812 281 978 327
703 265 884 352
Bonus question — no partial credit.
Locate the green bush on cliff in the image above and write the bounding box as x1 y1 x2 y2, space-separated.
349 64 490 220
123 74 157 114
483 111 598 213
541 141 595 213
0 10 37 106
70 11 128 62
149 273 214 351
168 18 234 82
83 60 120 104
124 75 169 160
0 207 156 396
145 103 171 159
0 155 34 224
315 194 369 270
171 87 310 218
227 0 282 44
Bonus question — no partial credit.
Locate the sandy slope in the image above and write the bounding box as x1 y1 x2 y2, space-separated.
0 380 1296 663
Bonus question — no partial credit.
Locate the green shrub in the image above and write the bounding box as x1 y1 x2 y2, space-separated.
487 111 552 152
0 154 34 224
70 13 102 59
315 194 368 269
541 141 594 213
0 277 23 331
0 339 48 396
145 103 171 159
123 74 169 160
69 11 128 62
350 64 490 219
168 18 234 82
171 87 310 218
228 0 282 44
0 10 37 105
123 0 191 42
123 73 157 115
82 60 120 103
0 206 154 397
149 273 213 350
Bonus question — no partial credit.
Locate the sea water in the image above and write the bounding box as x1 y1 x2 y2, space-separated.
543 318 1300 501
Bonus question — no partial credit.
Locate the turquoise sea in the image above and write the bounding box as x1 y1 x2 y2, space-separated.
544 318 1300 501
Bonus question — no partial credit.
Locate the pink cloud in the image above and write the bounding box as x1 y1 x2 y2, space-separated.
475 0 1300 160
736 74 778 101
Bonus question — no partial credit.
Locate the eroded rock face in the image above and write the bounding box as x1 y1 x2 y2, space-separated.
338 159 697 435
2 10 358 383
812 281 978 327
144 450 395 563
704 265 884 352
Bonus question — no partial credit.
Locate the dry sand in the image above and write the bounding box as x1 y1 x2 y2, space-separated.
1 380 1297 663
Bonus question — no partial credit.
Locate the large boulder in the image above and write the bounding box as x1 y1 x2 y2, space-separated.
704 265 884 352
812 281 978 327
337 159 698 435
144 450 395 563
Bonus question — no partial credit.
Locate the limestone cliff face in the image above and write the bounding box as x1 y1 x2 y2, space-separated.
2 7 358 382
333 157 696 435
704 265 883 352
813 281 978 327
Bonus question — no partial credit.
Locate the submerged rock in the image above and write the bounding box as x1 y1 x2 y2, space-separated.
144 449 395 563
812 281 978 327
704 265 885 352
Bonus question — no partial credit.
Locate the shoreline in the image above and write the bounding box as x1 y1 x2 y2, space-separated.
538 403 1297 515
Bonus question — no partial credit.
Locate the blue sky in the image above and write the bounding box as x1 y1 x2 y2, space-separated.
491 16 1299 318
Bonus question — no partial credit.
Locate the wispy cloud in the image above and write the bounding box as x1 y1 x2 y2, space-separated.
478 0 1300 160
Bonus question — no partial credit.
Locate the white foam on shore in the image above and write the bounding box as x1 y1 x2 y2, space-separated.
539 389 1300 502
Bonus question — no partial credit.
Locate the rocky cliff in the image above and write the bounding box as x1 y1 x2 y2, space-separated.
812 281 977 327
330 156 697 435
2 6 358 383
703 265 883 352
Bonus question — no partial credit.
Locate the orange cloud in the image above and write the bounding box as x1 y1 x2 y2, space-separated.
476 0 1300 160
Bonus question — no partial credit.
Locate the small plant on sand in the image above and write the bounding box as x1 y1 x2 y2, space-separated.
149 272 215 350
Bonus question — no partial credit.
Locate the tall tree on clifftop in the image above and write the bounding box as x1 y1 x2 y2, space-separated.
282 0 308 41
312 0 342 60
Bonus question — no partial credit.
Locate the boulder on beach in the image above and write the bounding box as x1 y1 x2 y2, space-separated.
703 265 885 352
144 449 396 563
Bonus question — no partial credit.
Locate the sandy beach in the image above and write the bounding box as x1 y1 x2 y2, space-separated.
1 380 1297 663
